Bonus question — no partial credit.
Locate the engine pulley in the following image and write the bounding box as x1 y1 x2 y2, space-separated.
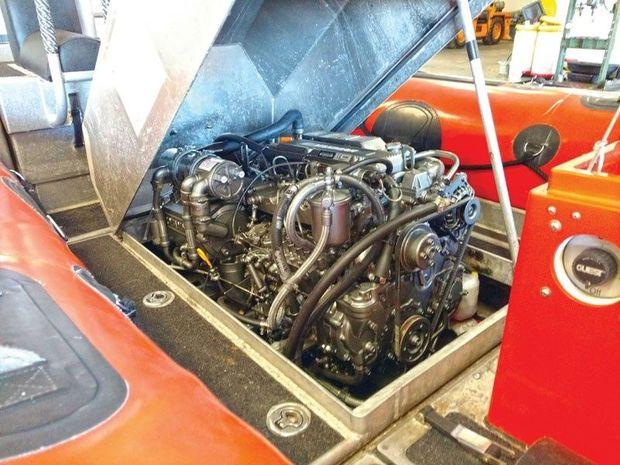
399 314 431 364
398 224 442 271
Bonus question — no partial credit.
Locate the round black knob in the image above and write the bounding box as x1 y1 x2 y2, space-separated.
572 248 618 287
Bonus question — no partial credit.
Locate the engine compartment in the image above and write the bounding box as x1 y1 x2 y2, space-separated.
146 111 482 400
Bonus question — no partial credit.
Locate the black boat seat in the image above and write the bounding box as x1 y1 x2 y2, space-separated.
20 29 99 80
0 0 100 81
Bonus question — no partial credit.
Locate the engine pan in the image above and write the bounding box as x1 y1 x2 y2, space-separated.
119 231 506 457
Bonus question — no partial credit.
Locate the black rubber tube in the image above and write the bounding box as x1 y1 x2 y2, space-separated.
307 204 435 327
338 174 386 225
374 176 402 279
342 157 393 175
246 109 304 142
283 201 450 360
213 134 265 153
216 110 304 153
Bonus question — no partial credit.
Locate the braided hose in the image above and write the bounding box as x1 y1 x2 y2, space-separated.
34 0 57 54
33 0 67 127
267 204 332 330
102 0 111 21
284 180 328 250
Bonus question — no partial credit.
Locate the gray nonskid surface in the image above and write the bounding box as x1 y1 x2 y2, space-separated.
51 203 109 238
70 235 344 464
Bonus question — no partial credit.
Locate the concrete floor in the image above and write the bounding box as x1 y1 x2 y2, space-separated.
422 40 513 81
0 44 12 63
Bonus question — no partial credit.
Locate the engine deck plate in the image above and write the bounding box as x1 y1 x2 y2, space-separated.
70 232 507 463
70 235 345 465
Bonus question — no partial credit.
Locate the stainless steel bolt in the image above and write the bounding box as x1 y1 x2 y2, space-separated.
540 287 551 298
550 219 562 232
572 211 581 220
547 206 557 215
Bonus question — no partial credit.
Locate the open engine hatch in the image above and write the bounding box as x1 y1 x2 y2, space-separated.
79 2 507 464
84 0 489 230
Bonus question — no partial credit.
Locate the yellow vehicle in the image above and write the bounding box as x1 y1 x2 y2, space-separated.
452 1 512 47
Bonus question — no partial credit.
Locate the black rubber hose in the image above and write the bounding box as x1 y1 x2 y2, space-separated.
284 201 451 360
306 203 435 328
216 110 304 153
299 240 383 344
342 157 393 175
375 176 402 279
460 159 522 170
317 379 364 407
338 174 386 225
213 134 266 153
246 109 304 142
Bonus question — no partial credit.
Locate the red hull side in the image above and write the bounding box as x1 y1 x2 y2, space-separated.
363 77 619 209
0 164 289 465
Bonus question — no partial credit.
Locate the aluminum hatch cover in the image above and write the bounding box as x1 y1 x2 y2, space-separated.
83 0 489 230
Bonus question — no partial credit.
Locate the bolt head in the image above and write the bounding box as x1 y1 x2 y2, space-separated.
540 287 552 298
571 211 581 220
550 219 562 232
364 342 376 353
547 206 557 215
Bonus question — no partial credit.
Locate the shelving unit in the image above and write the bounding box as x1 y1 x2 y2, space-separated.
554 0 620 87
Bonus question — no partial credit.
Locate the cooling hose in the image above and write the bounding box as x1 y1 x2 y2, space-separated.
215 110 304 153
267 205 332 329
283 198 471 360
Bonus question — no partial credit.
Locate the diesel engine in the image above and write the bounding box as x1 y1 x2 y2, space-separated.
149 110 480 389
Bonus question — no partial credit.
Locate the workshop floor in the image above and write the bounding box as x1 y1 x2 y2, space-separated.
422 41 513 81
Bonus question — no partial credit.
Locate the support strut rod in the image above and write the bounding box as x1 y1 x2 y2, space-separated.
455 0 520 265
34 0 68 128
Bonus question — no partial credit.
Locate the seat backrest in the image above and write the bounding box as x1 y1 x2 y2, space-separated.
0 0 82 60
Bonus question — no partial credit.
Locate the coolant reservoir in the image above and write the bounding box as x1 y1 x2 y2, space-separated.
453 271 479 321
531 22 564 77
509 23 539 82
